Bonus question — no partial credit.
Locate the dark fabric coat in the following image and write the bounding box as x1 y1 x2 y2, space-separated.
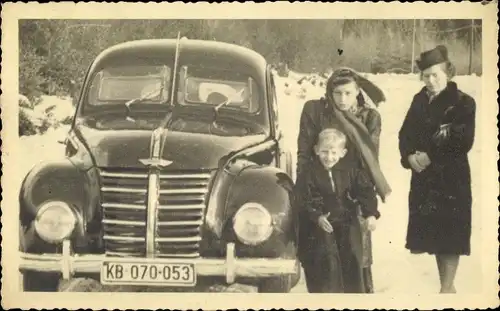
295 98 382 259
398 81 476 255
295 98 382 292
296 99 382 183
297 158 379 293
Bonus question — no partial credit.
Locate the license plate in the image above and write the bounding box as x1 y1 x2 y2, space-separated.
101 261 196 286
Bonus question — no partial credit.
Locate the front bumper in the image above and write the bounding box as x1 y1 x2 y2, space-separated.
19 241 297 284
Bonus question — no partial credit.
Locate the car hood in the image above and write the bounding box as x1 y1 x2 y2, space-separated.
77 125 268 170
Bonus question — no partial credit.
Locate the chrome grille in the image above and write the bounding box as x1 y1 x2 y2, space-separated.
100 168 210 258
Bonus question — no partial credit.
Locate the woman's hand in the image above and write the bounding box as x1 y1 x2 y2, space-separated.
408 154 425 173
408 151 431 173
318 213 333 233
366 216 377 231
415 151 431 168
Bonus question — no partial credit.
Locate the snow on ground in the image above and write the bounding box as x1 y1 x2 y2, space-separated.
17 73 483 294
35 95 75 119
17 95 73 186
20 95 74 131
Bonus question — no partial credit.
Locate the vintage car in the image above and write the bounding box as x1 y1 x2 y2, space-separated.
18 37 301 292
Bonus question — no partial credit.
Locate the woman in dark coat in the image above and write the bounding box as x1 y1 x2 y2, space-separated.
295 67 392 293
398 45 476 294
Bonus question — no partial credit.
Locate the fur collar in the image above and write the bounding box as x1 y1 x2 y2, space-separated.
418 81 459 103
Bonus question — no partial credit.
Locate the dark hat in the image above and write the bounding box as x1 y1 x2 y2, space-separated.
416 45 449 71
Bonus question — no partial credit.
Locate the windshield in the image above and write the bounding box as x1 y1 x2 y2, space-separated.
87 65 171 105
81 63 269 137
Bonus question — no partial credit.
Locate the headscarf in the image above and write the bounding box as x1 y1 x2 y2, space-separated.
324 67 392 202
325 67 386 107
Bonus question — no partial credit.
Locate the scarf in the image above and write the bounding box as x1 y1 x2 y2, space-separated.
331 103 392 202
324 67 392 202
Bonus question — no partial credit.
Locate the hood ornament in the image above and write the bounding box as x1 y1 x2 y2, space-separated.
139 127 173 168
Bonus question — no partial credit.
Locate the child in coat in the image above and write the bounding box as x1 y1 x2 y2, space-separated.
299 128 380 293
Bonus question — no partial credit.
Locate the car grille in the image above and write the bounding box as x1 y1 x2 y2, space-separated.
99 168 211 258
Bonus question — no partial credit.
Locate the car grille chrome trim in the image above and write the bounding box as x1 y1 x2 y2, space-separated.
102 203 146 210
157 204 205 210
160 173 212 179
100 171 149 179
159 188 208 195
100 168 210 259
156 236 202 243
100 171 210 180
146 172 159 258
101 187 147 194
104 251 144 257
103 236 145 242
102 219 146 226
155 253 200 258
157 220 203 226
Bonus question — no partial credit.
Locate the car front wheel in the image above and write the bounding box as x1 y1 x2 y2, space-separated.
258 275 293 293
22 272 60 292
258 259 301 293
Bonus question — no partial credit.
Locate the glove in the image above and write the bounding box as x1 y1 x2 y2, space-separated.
432 123 451 147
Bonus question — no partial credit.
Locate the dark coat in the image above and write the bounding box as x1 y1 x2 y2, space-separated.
295 98 381 258
296 98 382 183
295 98 381 292
398 81 476 255
297 158 379 293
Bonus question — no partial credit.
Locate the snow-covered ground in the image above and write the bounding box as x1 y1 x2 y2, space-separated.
17 72 483 294
20 94 74 131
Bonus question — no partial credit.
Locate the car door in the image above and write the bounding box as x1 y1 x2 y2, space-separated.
267 66 293 180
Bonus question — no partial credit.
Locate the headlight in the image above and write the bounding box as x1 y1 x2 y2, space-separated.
233 202 273 245
34 201 76 243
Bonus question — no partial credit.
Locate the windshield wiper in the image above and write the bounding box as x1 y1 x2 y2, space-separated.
212 88 245 124
124 84 168 122
124 65 171 122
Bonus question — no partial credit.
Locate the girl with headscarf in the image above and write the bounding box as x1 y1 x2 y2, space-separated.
295 67 391 293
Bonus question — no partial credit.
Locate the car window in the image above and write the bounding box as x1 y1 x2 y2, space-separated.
88 65 171 105
179 65 261 114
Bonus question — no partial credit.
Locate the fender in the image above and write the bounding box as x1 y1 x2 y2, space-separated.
19 158 100 241
204 139 277 238
222 164 297 258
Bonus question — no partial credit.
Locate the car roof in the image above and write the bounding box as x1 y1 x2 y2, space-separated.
91 38 268 71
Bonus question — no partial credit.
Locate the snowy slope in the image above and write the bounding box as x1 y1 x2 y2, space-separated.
17 73 483 293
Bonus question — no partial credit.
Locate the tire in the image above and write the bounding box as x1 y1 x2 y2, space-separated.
258 275 293 293
22 272 60 292
258 257 301 293
20 225 60 292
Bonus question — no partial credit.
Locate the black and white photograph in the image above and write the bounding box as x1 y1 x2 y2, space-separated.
1 2 498 310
